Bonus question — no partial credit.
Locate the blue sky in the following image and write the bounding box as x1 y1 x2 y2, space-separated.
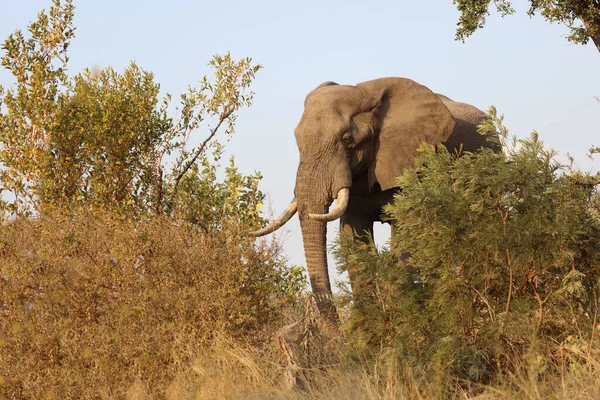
1 1 598 287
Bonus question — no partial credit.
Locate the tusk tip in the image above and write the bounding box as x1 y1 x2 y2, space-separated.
308 213 327 221
248 227 274 237
248 199 298 237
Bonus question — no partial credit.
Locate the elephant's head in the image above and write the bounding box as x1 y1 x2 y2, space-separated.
252 77 456 327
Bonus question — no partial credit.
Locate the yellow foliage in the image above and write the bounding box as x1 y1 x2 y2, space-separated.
0 211 286 399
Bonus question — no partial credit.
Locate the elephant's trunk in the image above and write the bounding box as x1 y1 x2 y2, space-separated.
298 200 339 329
293 150 351 330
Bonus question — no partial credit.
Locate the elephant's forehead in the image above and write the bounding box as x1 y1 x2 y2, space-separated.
305 85 362 111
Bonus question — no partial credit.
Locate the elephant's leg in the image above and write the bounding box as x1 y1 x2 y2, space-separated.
340 197 375 300
380 190 410 262
341 212 373 276
339 189 400 301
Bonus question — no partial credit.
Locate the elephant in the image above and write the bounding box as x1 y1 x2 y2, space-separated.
251 77 500 329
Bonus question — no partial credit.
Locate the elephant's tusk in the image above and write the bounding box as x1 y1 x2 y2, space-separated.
309 188 350 222
249 200 298 237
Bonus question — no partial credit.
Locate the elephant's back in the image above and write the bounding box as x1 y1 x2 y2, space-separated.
436 94 501 154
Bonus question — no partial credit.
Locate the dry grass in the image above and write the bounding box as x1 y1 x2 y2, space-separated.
122 333 600 400
0 211 287 399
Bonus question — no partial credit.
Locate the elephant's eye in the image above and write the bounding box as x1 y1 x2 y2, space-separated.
341 133 354 148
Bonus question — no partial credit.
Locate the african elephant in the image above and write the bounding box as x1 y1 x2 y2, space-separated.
251 77 500 329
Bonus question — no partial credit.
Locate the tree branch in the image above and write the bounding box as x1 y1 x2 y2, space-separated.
172 109 233 193
571 174 600 189
581 15 600 53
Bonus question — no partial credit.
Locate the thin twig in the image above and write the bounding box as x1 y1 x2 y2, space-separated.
505 247 514 315
172 109 233 194
470 285 496 322
532 284 551 333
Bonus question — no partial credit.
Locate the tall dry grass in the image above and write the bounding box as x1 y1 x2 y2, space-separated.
0 211 289 399
127 329 600 399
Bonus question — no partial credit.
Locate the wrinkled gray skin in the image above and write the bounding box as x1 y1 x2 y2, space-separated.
255 77 499 329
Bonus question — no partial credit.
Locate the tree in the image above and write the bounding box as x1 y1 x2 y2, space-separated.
453 0 600 53
0 0 263 231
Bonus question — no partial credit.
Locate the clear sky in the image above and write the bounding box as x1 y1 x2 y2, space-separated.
1 1 598 288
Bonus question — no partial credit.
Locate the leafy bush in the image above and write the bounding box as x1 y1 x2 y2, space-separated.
335 110 600 383
0 211 299 399
173 147 264 231
0 0 262 221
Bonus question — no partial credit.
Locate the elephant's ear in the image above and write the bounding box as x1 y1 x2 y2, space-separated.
357 77 455 191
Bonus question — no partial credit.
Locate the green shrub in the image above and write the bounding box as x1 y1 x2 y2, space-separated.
0 0 262 220
335 112 600 383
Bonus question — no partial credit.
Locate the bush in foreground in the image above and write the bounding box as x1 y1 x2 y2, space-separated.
0 211 300 399
335 114 600 388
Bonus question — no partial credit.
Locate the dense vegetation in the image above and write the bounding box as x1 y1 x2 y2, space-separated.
0 212 298 398
335 111 600 392
1 1 599 399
